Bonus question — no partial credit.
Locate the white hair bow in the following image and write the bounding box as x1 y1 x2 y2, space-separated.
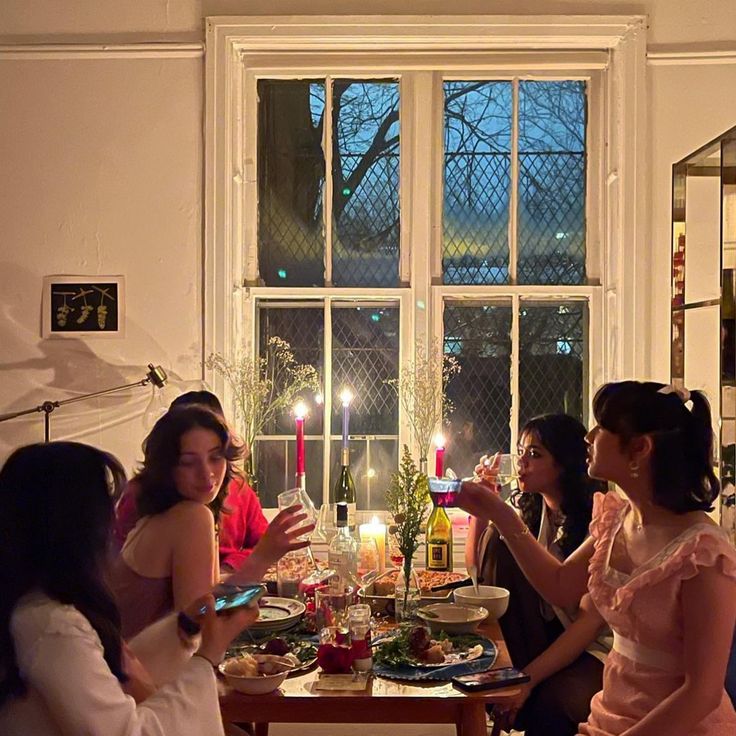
657 384 692 402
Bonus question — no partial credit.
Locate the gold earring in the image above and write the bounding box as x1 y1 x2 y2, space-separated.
628 461 639 479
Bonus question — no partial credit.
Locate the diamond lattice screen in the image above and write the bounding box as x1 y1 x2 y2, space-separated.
518 301 586 426
257 303 324 435
518 81 587 285
258 81 326 287
443 81 511 285
330 304 400 435
332 81 400 287
443 303 513 475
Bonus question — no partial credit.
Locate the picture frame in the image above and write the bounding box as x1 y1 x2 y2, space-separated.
42 275 125 338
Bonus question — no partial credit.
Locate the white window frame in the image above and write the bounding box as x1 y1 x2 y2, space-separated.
205 15 648 505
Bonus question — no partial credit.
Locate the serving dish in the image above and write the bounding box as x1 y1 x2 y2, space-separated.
416 603 488 634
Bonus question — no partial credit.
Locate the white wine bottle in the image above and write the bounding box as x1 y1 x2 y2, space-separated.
333 446 357 530
327 501 359 591
425 501 453 572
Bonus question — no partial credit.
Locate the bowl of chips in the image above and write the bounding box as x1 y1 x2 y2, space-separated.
218 652 297 694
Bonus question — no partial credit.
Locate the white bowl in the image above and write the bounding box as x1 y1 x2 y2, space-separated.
453 585 510 620
219 656 289 695
416 603 488 634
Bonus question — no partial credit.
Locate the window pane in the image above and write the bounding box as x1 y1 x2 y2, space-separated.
332 81 400 287
258 303 324 434
258 80 325 287
256 438 323 509
329 438 398 511
443 302 513 475
518 81 586 285
443 81 512 285
519 301 587 425
331 303 400 435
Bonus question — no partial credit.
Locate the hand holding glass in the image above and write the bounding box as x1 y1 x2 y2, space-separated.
277 488 318 541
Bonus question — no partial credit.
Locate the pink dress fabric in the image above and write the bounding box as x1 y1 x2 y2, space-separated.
578 492 736 736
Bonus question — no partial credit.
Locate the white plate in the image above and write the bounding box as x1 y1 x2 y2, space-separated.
250 597 306 631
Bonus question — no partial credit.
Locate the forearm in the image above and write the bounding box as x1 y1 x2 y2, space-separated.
622 683 723 736
525 605 604 687
224 545 271 585
487 500 589 607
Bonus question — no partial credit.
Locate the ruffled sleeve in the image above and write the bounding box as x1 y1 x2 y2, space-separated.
589 491 627 541
611 526 736 613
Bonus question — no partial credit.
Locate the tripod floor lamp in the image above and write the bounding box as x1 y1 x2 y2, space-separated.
0 364 168 442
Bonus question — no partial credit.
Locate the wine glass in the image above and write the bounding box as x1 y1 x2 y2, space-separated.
387 531 404 569
315 503 338 543
495 453 519 486
357 538 380 580
277 487 318 540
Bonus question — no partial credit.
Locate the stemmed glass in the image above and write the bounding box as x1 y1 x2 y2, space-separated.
357 538 380 583
277 487 319 569
315 502 338 543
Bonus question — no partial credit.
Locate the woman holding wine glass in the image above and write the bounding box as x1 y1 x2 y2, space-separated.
465 413 607 736
110 405 314 637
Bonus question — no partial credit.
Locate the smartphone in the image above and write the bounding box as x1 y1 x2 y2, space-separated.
199 583 266 616
428 477 462 507
452 667 530 692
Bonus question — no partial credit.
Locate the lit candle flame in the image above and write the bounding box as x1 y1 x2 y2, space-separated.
371 515 380 525
293 401 308 419
434 433 446 449
314 393 324 405
339 388 354 407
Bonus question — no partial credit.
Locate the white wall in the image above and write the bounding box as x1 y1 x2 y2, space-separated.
1 0 736 472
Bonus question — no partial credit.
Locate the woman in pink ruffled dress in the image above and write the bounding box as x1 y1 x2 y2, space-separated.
459 381 736 735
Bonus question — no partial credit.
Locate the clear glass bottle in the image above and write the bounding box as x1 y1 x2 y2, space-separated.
327 501 359 591
333 446 357 530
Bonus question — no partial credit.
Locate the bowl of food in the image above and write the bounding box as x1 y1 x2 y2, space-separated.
416 603 488 635
453 585 510 621
219 652 297 695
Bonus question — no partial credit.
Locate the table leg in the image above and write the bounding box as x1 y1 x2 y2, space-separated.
254 723 269 736
458 701 487 736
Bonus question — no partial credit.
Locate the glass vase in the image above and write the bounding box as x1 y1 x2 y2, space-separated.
394 562 421 624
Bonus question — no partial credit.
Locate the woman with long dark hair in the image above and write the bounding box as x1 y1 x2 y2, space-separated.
460 383 736 735
111 404 311 637
465 413 606 736
0 441 256 735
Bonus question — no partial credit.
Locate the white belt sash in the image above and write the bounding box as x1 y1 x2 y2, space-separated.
612 631 681 673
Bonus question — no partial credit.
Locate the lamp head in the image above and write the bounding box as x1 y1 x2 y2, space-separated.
146 364 168 389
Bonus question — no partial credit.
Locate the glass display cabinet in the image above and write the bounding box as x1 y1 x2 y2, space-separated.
671 124 736 542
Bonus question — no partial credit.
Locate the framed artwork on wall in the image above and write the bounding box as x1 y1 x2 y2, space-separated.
42 275 125 338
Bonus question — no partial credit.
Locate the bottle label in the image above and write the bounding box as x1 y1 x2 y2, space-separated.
427 542 449 570
346 503 356 529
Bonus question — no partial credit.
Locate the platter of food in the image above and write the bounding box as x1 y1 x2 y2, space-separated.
227 633 318 675
358 569 467 614
373 625 493 670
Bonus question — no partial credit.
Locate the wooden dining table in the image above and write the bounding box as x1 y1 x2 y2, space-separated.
219 618 518 736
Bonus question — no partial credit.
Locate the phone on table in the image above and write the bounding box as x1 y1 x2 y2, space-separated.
199 583 266 616
451 667 530 692
428 477 462 507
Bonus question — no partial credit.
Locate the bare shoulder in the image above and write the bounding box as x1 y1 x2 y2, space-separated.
164 501 215 531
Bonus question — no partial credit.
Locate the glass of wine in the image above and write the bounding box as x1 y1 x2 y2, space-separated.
387 531 404 569
495 453 519 486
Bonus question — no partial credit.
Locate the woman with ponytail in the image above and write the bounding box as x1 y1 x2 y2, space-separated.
460 382 736 735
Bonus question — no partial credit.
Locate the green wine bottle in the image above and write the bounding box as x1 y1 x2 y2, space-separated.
333 446 357 530
425 500 453 571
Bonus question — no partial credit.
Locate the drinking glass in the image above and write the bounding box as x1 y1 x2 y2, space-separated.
387 532 404 569
277 487 318 541
495 453 519 486
315 502 338 543
357 538 380 579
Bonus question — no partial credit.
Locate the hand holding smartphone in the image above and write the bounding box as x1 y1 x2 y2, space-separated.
199 583 266 616
451 667 530 692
